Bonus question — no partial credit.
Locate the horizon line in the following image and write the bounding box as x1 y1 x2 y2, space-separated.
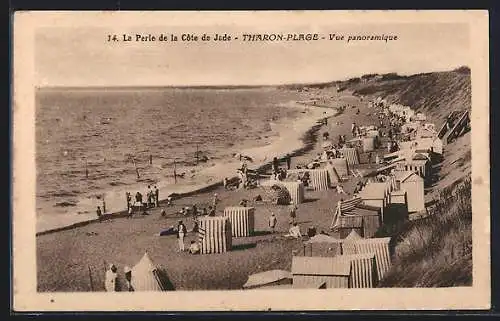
36 66 469 90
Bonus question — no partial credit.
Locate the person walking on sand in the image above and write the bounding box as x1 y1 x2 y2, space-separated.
154 186 159 207
269 212 277 233
126 192 131 210
177 220 187 252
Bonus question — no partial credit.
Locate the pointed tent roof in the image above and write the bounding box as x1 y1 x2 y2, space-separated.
344 229 362 241
131 252 165 292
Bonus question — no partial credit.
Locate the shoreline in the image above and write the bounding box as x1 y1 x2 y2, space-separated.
36 101 336 235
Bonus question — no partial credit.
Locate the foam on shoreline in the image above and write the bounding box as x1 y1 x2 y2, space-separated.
36 102 336 235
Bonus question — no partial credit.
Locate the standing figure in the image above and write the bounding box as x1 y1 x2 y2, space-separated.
288 202 297 225
212 193 219 209
96 206 103 222
104 264 118 292
154 186 159 207
123 266 134 292
269 212 277 233
177 220 187 252
285 154 292 170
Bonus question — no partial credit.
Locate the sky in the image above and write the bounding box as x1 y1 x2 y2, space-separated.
35 22 470 87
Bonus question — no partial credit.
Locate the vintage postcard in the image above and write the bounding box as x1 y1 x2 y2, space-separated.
12 10 490 311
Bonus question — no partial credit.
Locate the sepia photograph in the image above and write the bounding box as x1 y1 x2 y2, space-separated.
12 10 490 311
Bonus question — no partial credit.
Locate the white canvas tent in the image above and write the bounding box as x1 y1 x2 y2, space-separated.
131 252 165 291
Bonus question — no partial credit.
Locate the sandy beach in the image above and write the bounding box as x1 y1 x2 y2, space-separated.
37 89 382 291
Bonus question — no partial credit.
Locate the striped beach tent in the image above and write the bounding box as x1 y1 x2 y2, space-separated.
198 216 232 254
131 252 165 291
279 181 305 204
223 206 255 237
308 168 330 191
334 253 378 288
340 237 392 279
340 148 360 165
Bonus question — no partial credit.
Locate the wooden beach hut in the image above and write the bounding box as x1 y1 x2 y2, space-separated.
304 234 343 257
334 253 378 288
340 229 363 255
394 171 425 213
340 148 360 165
358 182 388 222
406 153 431 180
291 256 351 289
223 206 255 237
198 216 232 254
131 252 166 291
386 190 409 224
350 204 382 238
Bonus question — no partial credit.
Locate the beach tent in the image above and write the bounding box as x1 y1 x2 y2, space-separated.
243 270 292 289
198 216 232 254
279 181 305 204
350 204 382 238
224 206 255 237
386 190 409 224
394 171 425 212
131 252 166 291
291 256 351 289
340 148 360 165
358 182 389 222
341 230 363 255
286 169 329 191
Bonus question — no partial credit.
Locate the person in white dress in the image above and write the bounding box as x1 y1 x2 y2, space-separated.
104 264 118 292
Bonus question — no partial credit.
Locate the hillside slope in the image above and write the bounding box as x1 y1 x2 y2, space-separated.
340 67 472 287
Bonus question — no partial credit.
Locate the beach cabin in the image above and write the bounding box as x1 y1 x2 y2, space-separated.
334 253 378 288
351 237 392 279
386 190 409 224
358 182 389 223
304 234 343 257
223 206 255 237
351 204 382 238
335 216 364 239
279 181 305 204
406 153 431 180
291 256 351 289
198 216 232 254
394 171 425 213
243 270 292 290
